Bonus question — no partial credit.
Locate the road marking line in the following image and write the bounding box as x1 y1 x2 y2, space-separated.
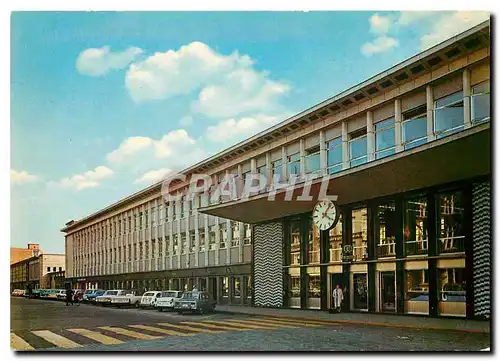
208 320 280 330
181 321 247 331
256 317 323 328
232 319 299 328
10 333 34 351
31 330 82 349
99 326 162 340
261 316 333 326
157 322 221 334
67 328 124 345
129 324 195 337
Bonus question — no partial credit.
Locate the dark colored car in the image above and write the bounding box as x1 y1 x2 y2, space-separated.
174 291 216 315
82 289 105 303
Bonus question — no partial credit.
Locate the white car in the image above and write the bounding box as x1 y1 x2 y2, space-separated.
108 290 142 307
139 291 162 309
95 290 128 306
156 290 184 312
56 289 67 300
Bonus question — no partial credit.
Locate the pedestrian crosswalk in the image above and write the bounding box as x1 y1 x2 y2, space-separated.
11 317 335 351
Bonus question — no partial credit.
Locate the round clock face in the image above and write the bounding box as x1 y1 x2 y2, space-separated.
312 200 337 231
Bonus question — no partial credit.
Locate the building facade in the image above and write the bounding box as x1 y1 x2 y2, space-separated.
11 254 65 291
62 21 491 318
11 243 40 265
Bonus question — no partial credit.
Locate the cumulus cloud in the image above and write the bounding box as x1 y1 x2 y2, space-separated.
418 11 490 50
397 11 436 26
106 136 153 163
125 41 289 119
361 36 399 57
134 168 173 185
206 114 285 143
76 46 143 76
11 169 38 185
50 166 114 191
369 13 391 35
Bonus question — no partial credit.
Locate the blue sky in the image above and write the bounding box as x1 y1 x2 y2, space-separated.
10 11 489 253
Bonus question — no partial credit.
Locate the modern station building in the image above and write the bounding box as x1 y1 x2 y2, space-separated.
62 21 491 318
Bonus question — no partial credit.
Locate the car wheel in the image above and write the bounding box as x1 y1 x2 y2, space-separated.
135 301 140 308
158 307 163 312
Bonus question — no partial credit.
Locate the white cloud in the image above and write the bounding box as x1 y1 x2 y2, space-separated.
418 11 490 50
51 166 114 191
361 36 399 56
206 114 285 143
397 11 436 26
11 169 38 185
153 129 196 158
369 13 391 35
106 136 153 163
76 46 143 76
134 168 173 185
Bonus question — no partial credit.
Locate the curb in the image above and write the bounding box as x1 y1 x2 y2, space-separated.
215 310 490 334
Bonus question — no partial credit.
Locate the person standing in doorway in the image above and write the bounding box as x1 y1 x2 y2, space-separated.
333 284 343 313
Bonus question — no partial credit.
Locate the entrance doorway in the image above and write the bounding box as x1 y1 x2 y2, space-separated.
209 277 217 302
329 274 347 311
380 271 396 312
352 273 368 310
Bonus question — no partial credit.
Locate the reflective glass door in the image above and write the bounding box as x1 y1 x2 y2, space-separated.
380 271 396 312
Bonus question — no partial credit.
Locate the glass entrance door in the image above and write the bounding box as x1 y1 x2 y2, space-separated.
380 271 396 312
353 273 368 310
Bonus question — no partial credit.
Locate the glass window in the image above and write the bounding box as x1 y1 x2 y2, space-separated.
258 165 267 177
289 220 301 265
209 227 216 250
173 235 179 255
287 153 301 176
190 233 196 253
352 208 368 261
329 214 343 263
353 273 368 310
181 233 187 254
272 160 282 184
402 105 427 150
471 81 490 124
231 222 240 247
305 145 320 174
232 277 241 298
438 267 466 317
434 91 464 138
199 230 205 252
349 130 367 167
220 226 227 249
182 196 188 218
327 137 343 174
308 222 320 264
158 239 162 258
244 224 252 245
376 202 397 258
438 191 465 254
404 197 428 256
405 269 429 315
222 277 229 297
307 274 321 309
244 275 252 300
288 273 301 308
375 118 395 159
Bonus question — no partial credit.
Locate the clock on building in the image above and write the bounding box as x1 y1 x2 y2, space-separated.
312 200 338 231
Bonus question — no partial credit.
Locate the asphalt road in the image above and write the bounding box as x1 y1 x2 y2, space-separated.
11 297 491 352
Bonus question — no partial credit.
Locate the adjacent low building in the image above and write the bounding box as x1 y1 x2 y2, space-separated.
11 243 41 265
11 253 66 291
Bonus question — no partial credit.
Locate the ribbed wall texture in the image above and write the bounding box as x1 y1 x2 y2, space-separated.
473 181 491 319
253 222 283 307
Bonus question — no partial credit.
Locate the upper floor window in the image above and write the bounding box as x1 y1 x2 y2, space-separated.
272 160 282 184
172 201 177 219
200 193 208 208
434 91 464 139
438 191 465 254
287 153 301 177
220 226 227 249
139 212 143 230
181 233 188 254
289 219 300 265
173 235 179 255
190 232 196 253
352 207 368 261
349 129 367 167
199 230 206 252
402 105 427 150
404 196 428 256
145 210 149 229
158 205 164 225
375 118 395 159
326 137 343 174
244 224 252 245
375 201 397 258
329 215 343 263
305 145 320 174
231 222 240 247
209 226 216 250
471 81 490 124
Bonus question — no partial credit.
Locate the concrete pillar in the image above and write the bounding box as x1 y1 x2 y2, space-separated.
426 85 436 141
299 138 305 177
239 222 244 263
319 130 327 175
194 213 199 268
463 68 472 129
341 121 349 169
366 110 375 161
204 214 209 266
226 219 231 264
214 221 220 265
395 99 403 152
250 158 257 173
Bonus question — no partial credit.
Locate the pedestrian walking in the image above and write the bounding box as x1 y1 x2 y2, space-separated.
332 284 343 313
65 287 74 306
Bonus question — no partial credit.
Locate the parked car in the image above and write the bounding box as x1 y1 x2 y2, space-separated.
109 290 142 308
174 291 216 315
11 289 24 297
30 289 41 299
45 289 59 300
56 289 67 300
140 291 162 309
82 289 105 303
156 290 183 312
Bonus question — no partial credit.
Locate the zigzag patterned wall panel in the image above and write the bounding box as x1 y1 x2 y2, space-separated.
253 221 283 308
473 181 491 319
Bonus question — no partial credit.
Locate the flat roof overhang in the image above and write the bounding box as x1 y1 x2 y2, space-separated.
198 124 490 224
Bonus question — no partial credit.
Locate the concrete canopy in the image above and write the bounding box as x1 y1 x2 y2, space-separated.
198 124 490 224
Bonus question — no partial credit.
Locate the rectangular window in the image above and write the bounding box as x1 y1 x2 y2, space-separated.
287 153 301 176
165 237 170 257
244 224 252 245
233 277 241 298
307 274 321 309
181 233 187 254
349 129 367 167
199 230 206 252
47 267 50 272
438 191 465 254
329 214 342 262
375 118 395 159
52 267 56 272
201 193 209 208
305 145 320 174
173 235 179 255
151 207 156 226
434 91 464 138
220 227 227 249
128 245 132 261
139 212 143 230
231 222 240 247
375 201 397 258
158 239 162 258
151 240 155 258
352 207 368 261
404 196 428 256
308 223 320 264
190 233 196 253
289 220 301 266
405 269 429 315
402 105 427 150
272 160 282 184
326 137 343 174
471 81 490 124
145 210 149 229
438 267 466 317
59 267 62 272
209 227 216 251
222 277 229 297
172 202 177 219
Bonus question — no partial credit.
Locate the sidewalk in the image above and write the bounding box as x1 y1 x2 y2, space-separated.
215 305 490 334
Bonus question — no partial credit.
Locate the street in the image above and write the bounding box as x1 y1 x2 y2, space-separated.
10 297 490 351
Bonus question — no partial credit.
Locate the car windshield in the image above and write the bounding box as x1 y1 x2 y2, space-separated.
105 291 118 296
84 290 94 294
161 291 179 298
181 292 198 299
95 291 105 295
